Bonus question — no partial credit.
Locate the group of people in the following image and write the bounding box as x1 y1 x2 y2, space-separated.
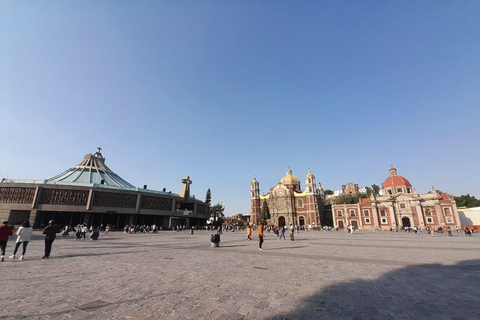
124 224 160 234
0 220 61 261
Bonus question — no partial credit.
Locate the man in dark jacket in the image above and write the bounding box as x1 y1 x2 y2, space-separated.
0 221 14 262
43 220 61 259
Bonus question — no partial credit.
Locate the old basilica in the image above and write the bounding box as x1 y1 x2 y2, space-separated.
250 169 325 227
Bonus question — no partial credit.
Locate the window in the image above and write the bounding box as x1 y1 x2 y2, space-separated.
350 210 356 217
337 210 343 217
381 218 387 224
380 210 386 217
407 188 411 193
447 218 453 223
427 218 433 224
365 218 371 223
425 209 432 216
397 188 402 193
444 208 451 215
363 210 370 217
388 190 392 195
400 203 406 208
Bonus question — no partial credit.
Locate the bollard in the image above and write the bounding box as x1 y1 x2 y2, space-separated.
210 234 220 247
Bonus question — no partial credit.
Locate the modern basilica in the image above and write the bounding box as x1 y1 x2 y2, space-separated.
250 169 325 228
0 148 210 229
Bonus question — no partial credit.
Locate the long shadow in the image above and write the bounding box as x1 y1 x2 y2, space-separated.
270 259 480 320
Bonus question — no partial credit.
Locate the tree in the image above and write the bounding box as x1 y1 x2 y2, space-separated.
454 194 480 208
324 189 334 195
205 189 211 206
209 202 225 228
260 199 270 225
365 187 372 198
371 184 380 198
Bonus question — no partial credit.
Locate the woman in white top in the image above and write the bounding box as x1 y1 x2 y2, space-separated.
9 220 33 260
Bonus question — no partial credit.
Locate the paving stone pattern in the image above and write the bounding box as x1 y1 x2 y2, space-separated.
1 230 479 320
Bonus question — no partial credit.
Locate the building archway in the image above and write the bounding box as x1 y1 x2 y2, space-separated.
299 216 305 227
278 216 286 227
402 216 411 227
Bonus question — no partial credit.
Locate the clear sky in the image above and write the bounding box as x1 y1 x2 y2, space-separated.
1 1 479 215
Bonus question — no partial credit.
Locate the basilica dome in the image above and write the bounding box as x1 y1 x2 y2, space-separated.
383 168 412 188
281 169 300 184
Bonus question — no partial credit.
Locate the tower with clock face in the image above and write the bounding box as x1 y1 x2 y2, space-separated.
250 169 325 228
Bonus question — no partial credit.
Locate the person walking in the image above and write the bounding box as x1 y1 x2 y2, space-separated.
279 225 286 240
258 223 265 250
289 224 295 241
104 224 110 235
246 225 253 241
0 221 14 262
9 220 33 260
42 220 61 259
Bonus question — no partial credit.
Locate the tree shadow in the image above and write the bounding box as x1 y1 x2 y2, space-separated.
271 259 480 320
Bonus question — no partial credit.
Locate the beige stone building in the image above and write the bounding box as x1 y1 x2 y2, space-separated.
332 168 461 230
250 169 324 228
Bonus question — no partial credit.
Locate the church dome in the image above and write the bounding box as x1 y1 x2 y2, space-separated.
383 168 412 188
281 169 299 184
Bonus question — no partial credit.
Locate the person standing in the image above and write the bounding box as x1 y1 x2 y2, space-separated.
258 223 265 250
42 220 61 259
279 225 286 240
289 224 295 241
9 220 33 260
0 221 14 262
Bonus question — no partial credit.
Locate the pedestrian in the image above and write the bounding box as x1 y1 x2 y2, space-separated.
349 224 355 235
9 220 33 260
258 222 265 250
104 224 110 235
279 225 286 240
247 225 253 241
289 224 295 241
447 226 452 237
0 221 14 262
42 220 61 259
430 227 435 236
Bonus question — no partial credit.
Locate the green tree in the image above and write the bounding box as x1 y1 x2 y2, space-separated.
324 189 334 195
454 194 480 208
371 184 380 196
260 199 270 225
205 189 211 206
209 202 225 228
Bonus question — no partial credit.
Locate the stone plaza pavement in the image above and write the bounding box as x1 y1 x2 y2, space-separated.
1 229 480 320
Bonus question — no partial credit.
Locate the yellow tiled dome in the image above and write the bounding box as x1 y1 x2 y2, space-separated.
281 169 299 184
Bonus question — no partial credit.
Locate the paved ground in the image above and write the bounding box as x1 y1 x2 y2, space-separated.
1 229 479 320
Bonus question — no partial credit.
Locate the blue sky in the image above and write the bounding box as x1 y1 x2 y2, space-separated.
1 1 479 215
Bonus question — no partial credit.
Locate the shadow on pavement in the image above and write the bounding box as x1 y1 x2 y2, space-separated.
270 259 480 320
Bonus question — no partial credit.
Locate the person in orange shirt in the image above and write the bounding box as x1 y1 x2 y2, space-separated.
246 225 252 241
258 222 265 250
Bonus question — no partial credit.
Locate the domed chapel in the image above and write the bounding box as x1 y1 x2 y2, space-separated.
250 169 325 227
332 168 461 230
